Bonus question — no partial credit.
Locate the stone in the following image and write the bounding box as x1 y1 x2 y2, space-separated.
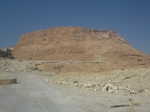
102 83 118 93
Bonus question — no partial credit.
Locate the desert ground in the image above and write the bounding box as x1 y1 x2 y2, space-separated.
0 58 150 112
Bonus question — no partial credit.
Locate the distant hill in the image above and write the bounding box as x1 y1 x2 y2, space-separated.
12 27 150 72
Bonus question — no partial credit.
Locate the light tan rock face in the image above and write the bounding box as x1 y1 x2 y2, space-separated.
12 27 150 72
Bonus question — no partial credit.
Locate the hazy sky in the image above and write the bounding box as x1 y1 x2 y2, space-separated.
0 0 150 53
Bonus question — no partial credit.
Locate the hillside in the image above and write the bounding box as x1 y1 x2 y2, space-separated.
12 27 150 72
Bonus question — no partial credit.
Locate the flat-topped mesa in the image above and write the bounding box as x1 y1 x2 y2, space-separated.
12 27 147 63
12 26 150 72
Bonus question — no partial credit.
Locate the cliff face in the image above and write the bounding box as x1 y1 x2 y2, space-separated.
12 27 150 72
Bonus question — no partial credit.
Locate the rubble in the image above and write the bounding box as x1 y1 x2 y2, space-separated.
0 58 37 72
102 83 118 93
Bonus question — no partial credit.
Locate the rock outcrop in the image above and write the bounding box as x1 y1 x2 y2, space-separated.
0 48 14 59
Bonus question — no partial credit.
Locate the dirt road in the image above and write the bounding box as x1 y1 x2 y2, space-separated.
0 72 150 112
